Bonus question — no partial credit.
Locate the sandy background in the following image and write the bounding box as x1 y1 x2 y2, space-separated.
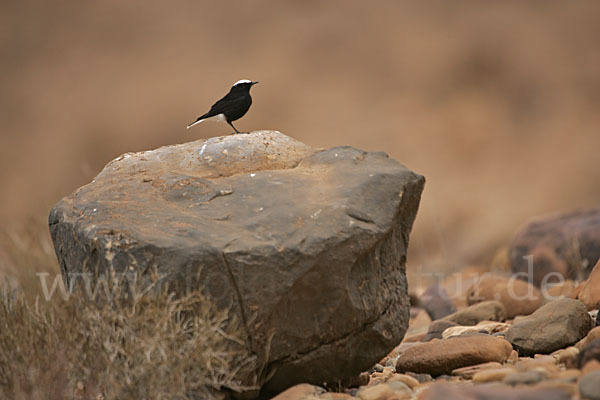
1 1 599 279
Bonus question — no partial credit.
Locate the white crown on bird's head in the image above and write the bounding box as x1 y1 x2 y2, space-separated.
233 79 253 86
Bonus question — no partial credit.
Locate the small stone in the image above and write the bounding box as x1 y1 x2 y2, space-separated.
395 335 512 376
443 300 506 326
582 359 600 375
420 284 456 320
577 326 600 350
551 369 580 383
442 321 510 339
372 364 384 373
551 346 579 368
386 374 419 389
579 338 600 368
516 356 560 374
575 259 600 311
579 370 600 400
320 393 354 400
544 280 576 299
505 298 592 355
356 382 412 400
419 381 571 400
503 369 547 386
467 275 544 319
472 367 516 383
405 372 432 383
423 320 458 341
452 361 502 379
269 383 325 400
344 371 369 388
533 381 578 397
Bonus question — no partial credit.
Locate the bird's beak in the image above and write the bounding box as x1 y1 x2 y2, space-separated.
251 81 259 85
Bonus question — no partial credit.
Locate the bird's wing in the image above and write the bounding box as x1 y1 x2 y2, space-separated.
203 95 247 119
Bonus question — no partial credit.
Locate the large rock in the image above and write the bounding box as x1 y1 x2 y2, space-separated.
505 298 592 356
508 208 600 287
48 131 425 393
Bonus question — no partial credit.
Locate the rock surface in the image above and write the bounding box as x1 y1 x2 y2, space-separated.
466 275 543 319
395 335 512 376
508 208 600 287
505 298 592 356
48 131 425 392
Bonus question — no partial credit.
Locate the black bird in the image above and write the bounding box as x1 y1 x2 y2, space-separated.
187 79 259 134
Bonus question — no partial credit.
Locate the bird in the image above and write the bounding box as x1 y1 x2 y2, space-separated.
187 79 259 134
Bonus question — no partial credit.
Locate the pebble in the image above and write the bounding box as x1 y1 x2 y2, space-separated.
386 374 419 389
578 338 600 368
356 381 412 400
269 383 325 400
442 321 510 339
420 284 457 320
579 370 600 400
551 346 579 368
576 326 600 350
443 300 506 326
451 361 502 379
395 334 512 376
418 381 571 400
472 367 516 383
505 298 592 355
503 369 547 385
574 259 600 311
423 320 458 341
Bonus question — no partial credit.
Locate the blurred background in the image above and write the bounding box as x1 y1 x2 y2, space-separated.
1 0 599 283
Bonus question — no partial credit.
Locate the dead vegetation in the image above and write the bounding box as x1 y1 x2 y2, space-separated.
0 225 257 400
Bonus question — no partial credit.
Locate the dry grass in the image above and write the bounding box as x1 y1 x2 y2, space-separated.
0 225 257 400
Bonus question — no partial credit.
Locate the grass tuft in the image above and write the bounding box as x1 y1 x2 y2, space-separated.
0 224 257 400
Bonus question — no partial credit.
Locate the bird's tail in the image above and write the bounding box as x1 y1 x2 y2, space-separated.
186 117 205 129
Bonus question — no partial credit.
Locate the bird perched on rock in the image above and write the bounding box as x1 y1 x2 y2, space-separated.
187 79 258 134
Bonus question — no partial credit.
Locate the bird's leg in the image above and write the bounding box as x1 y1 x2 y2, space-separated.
227 121 240 134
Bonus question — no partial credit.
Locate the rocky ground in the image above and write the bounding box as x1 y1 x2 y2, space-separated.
271 255 600 400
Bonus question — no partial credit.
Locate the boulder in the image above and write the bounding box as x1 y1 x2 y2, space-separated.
48 131 425 393
505 298 592 356
395 334 512 376
466 275 543 318
508 208 600 287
